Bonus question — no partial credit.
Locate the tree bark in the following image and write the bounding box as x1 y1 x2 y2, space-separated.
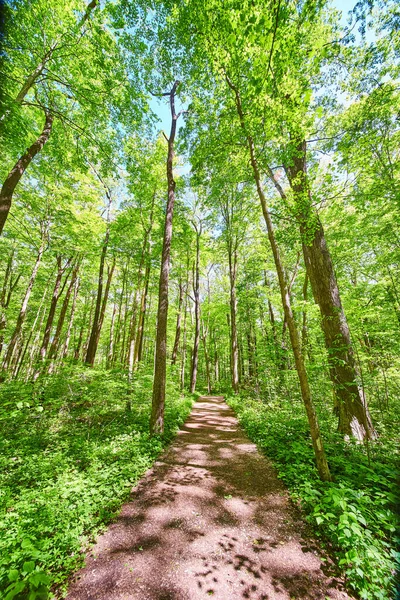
85 214 113 365
227 75 331 481
38 255 71 365
180 272 190 390
133 196 155 369
302 273 310 357
2 233 46 374
15 284 49 379
48 259 80 362
228 244 239 393
202 320 211 394
90 258 116 365
284 140 376 440
171 279 184 365
0 249 21 357
76 295 93 360
0 112 53 235
150 80 182 434
134 260 151 366
62 274 80 359
107 302 117 368
190 222 201 393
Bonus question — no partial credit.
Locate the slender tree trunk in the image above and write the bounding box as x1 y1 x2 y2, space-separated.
212 331 219 385
180 274 189 391
38 255 71 366
2 234 46 375
247 325 256 379
15 285 49 379
151 81 182 434
0 249 21 358
75 302 88 360
107 302 117 368
85 216 113 365
127 291 140 376
302 273 310 357
134 260 151 366
227 76 331 481
47 259 80 366
128 243 147 375
284 140 376 440
113 267 127 366
190 223 201 393
62 275 80 359
132 198 155 370
202 321 211 394
120 283 132 366
228 246 239 392
91 258 115 365
0 112 53 235
81 295 95 360
171 279 184 365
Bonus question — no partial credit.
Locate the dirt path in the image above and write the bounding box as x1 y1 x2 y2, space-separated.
66 396 350 600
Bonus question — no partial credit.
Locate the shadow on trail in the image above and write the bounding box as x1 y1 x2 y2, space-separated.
66 396 350 600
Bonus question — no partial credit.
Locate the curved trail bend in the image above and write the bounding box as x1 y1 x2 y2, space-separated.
67 396 350 600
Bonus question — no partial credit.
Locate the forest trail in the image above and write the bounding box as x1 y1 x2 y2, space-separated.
66 397 350 600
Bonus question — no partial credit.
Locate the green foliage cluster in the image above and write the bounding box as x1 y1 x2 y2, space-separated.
227 393 399 600
0 366 192 599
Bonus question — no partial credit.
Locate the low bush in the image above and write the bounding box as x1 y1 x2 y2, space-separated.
227 393 399 600
0 365 192 599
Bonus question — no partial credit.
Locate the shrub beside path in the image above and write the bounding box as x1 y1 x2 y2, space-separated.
66 396 351 600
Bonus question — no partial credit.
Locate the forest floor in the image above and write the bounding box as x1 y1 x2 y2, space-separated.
65 396 352 600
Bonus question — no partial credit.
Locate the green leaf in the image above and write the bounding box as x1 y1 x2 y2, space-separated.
5 581 26 600
23 561 35 573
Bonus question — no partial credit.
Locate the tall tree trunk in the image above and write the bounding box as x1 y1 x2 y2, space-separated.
283 140 376 440
227 75 331 481
228 245 239 392
88 258 115 366
202 320 211 394
15 285 49 379
62 275 80 359
76 295 93 360
134 260 151 366
85 217 112 365
2 234 46 374
47 259 80 364
0 112 53 235
247 324 256 379
107 302 117 368
38 255 71 366
302 273 310 357
171 279 184 365
190 222 201 393
127 290 140 376
0 249 21 357
213 333 219 385
180 274 189 391
132 196 155 370
151 81 182 434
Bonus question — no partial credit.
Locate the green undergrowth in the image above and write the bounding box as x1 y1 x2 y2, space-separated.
227 393 399 600
0 365 193 600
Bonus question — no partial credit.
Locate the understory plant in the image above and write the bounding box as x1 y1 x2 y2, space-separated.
227 392 399 600
0 364 192 599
